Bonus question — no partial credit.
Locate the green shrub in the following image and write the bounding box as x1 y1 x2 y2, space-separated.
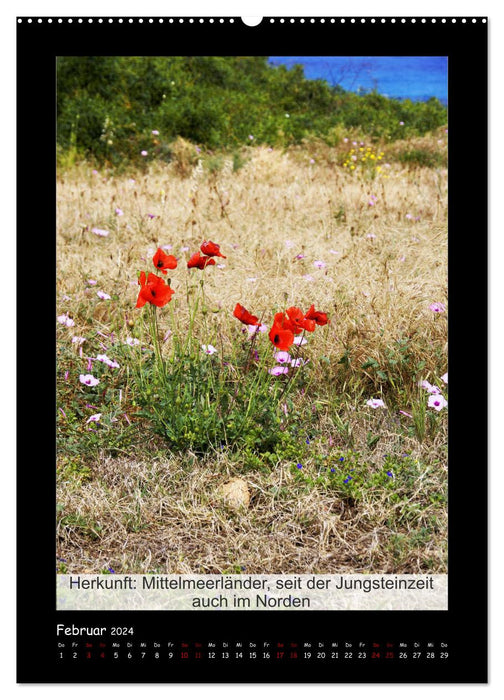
57 57 447 167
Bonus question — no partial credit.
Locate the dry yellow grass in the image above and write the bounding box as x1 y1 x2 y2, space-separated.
56 143 448 575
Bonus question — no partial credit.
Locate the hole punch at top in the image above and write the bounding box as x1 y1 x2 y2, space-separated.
241 16 263 27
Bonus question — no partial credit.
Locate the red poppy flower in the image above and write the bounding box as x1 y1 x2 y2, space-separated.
187 251 216 270
233 303 260 326
272 311 297 333
200 240 226 258
269 323 295 351
136 272 174 308
305 304 330 326
152 248 178 274
286 306 316 333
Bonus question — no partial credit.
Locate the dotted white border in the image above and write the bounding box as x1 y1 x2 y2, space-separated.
17 17 488 24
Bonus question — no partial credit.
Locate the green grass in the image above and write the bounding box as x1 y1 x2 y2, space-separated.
56 139 448 575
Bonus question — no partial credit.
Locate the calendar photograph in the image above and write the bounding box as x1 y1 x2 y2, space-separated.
56 55 449 587
17 16 487 684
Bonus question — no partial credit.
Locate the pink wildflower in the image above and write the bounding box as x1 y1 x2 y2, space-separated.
269 366 289 376
79 374 99 387
428 395 448 411
366 398 386 409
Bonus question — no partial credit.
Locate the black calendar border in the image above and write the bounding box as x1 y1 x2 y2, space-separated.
16 17 488 684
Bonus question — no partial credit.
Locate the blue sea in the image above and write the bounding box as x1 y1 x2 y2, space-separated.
268 56 448 104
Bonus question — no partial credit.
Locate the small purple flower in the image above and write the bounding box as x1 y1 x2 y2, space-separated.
91 227 109 237
399 121 405 126
441 372 448 384
330 468 336 473
309 158 315 164
79 374 99 387
125 336 140 347
406 213 413 220
296 463 303 469
162 244 173 250
429 302 446 313
420 380 441 394
343 138 349 143
141 150 148 156
115 207 124 216
97 291 111 300
366 233 376 240
86 413 102 424
386 471 393 478
428 394 448 411
57 313 75 327
343 476 353 484
248 135 254 141
247 323 267 336
366 398 386 409
339 457 344 462
291 358 309 368
87 279 97 286
64 370 69 381
147 213 157 219
313 260 327 269
96 354 120 369
108 567 116 573
269 366 289 376
201 344 217 355
180 246 189 252
151 130 159 136
58 408 67 418
399 410 413 418
274 351 291 364
294 336 307 346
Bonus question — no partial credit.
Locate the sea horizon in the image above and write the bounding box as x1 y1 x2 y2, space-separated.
268 56 448 105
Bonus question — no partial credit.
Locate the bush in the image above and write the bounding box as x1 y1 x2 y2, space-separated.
57 57 448 168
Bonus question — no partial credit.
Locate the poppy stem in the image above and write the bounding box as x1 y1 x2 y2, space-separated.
149 305 165 380
277 331 306 405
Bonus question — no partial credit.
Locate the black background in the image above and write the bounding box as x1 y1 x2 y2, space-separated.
17 15 488 684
